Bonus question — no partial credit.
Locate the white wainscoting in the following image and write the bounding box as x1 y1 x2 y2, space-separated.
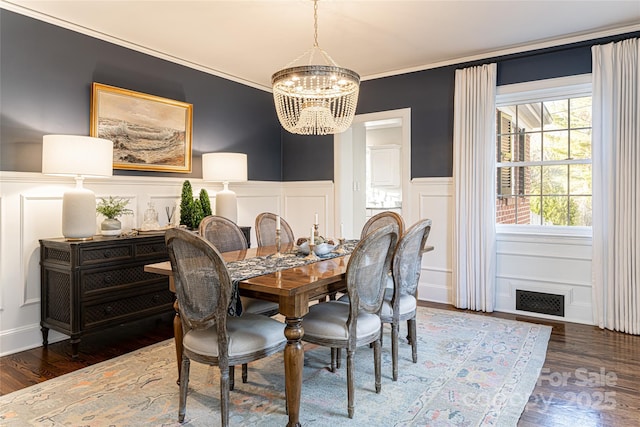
0 172 595 356
410 178 454 305
410 177 594 326
495 232 594 324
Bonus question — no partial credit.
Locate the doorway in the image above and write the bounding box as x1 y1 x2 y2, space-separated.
334 108 411 238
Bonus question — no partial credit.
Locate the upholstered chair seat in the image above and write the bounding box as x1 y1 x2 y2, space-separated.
380 287 417 319
303 302 381 342
183 313 284 358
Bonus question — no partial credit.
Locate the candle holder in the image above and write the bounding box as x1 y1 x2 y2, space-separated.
314 223 319 238
334 237 347 255
274 229 285 258
304 239 319 261
269 229 285 258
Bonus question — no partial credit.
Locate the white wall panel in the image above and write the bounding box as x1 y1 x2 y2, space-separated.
283 181 334 239
412 178 453 304
495 232 593 324
0 171 597 355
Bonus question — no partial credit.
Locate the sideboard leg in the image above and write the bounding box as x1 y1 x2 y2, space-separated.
41 326 49 347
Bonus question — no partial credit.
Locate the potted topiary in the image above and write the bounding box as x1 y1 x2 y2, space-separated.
96 196 133 236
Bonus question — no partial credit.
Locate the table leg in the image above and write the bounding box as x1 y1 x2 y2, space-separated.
284 316 303 427
173 299 183 385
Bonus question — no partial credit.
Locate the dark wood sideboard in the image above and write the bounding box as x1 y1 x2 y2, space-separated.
39 233 174 357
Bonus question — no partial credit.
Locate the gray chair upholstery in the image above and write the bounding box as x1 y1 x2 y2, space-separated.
360 210 405 239
198 215 280 385
301 224 399 418
165 228 285 427
380 218 432 381
255 212 295 247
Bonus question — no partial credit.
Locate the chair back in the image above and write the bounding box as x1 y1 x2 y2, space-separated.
255 212 295 246
392 219 432 299
199 215 247 252
165 228 231 337
360 211 405 240
346 223 399 317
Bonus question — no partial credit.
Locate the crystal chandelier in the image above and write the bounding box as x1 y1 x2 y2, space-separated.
271 0 360 135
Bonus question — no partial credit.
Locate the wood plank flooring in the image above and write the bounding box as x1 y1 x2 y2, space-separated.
1 304 638 426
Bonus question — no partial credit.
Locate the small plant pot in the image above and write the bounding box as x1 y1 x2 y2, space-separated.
101 218 122 236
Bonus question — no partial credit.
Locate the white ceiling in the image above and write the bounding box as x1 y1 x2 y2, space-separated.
3 1 640 91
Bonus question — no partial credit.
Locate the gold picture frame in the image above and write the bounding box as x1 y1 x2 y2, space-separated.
90 83 193 173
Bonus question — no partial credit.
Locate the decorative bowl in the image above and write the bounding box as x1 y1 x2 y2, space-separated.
298 241 336 256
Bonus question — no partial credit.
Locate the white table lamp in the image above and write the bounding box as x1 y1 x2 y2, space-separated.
202 152 247 223
42 135 113 240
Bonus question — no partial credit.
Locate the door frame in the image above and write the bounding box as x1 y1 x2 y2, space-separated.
333 108 411 238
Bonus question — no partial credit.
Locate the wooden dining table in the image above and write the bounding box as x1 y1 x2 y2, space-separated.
144 243 350 427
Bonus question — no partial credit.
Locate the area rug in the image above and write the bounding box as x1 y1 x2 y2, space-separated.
0 307 551 426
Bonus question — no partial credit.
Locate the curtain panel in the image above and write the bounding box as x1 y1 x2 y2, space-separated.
452 63 497 311
592 38 640 335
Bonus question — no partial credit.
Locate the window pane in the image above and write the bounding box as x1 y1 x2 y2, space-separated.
527 131 542 161
543 99 569 130
570 128 591 159
516 196 531 224
529 196 542 225
543 130 569 160
570 96 592 129
496 196 516 224
571 196 592 226
542 196 569 226
497 166 512 196
542 165 568 195
516 102 542 131
513 166 530 195
527 166 541 195
569 164 592 194
495 91 591 228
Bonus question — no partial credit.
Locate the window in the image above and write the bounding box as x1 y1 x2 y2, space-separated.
496 75 592 227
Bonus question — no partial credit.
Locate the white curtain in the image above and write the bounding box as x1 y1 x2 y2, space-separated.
592 38 640 335
452 63 497 311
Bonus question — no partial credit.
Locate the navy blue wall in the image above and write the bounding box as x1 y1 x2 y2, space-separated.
283 31 639 180
0 10 283 180
2 10 638 181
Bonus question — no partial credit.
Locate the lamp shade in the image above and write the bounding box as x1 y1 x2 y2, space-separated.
42 135 113 178
202 152 247 223
42 135 113 240
202 152 247 182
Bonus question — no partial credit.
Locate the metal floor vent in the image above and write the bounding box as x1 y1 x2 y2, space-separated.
516 290 565 317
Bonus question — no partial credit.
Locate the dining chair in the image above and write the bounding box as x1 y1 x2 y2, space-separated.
165 228 286 427
360 210 405 239
198 215 280 386
255 212 295 247
301 224 399 418
381 218 432 381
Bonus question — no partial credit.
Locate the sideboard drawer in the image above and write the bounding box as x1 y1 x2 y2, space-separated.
83 288 174 329
135 240 169 259
79 243 133 265
81 264 163 295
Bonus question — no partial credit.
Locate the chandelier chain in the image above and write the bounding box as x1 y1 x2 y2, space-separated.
313 0 319 48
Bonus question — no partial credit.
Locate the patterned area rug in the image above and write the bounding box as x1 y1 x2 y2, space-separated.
0 307 551 426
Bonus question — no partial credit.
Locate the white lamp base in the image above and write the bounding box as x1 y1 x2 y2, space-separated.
215 182 238 223
62 179 97 240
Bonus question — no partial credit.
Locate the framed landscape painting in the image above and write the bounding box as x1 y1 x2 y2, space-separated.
90 83 193 172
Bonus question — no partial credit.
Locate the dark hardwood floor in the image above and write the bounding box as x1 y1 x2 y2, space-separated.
1 304 638 426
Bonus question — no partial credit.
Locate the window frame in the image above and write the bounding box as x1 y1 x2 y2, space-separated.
495 74 593 237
